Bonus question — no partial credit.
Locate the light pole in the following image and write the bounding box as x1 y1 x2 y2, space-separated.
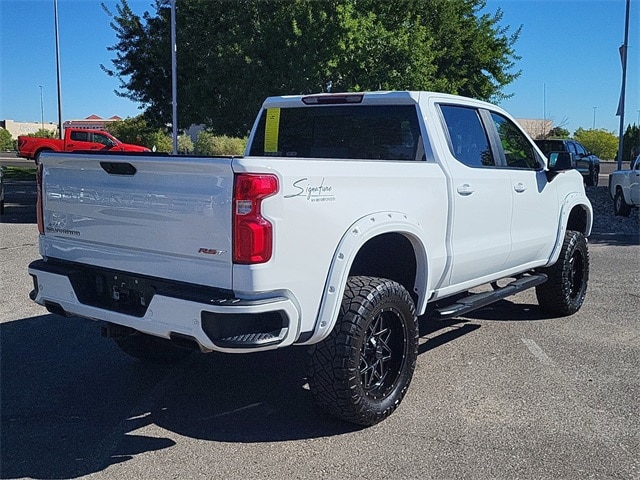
39 85 44 131
54 0 63 139
592 106 597 129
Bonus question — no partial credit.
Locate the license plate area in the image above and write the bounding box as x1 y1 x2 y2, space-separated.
69 269 156 317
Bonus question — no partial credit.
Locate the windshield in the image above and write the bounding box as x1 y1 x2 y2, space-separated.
249 105 423 161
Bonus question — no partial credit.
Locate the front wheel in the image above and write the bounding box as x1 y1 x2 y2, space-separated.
614 189 631 217
535 230 589 316
586 168 599 186
308 276 418 426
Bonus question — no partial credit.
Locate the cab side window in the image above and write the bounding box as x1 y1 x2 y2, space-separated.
490 112 541 170
574 142 587 157
440 105 495 167
93 133 112 146
70 131 89 142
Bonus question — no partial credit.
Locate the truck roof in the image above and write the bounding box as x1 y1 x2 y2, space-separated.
261 91 497 109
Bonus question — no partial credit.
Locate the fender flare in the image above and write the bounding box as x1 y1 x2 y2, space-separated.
546 192 593 267
301 211 430 345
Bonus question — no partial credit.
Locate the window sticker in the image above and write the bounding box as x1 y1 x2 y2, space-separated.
264 108 281 153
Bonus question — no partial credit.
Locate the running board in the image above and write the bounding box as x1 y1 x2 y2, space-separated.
434 274 547 320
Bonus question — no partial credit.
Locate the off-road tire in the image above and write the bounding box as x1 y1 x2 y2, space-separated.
614 189 631 217
308 276 419 426
115 332 192 364
586 168 599 187
535 230 589 316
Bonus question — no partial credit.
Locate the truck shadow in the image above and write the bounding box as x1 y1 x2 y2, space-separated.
0 302 540 478
0 181 37 224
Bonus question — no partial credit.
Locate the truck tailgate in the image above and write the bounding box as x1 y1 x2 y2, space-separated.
40 153 235 289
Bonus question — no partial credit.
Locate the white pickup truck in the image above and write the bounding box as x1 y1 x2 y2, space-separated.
29 91 592 425
609 154 640 216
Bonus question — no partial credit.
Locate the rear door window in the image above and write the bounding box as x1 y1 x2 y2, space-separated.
249 105 423 161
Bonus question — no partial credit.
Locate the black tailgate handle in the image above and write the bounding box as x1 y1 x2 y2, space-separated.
100 162 137 176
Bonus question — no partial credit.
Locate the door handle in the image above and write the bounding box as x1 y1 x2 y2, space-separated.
456 184 474 196
514 183 527 193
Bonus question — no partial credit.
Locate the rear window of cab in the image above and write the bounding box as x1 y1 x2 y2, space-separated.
248 105 423 161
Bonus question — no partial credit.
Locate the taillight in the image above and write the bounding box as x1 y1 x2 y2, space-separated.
233 173 279 264
36 164 44 234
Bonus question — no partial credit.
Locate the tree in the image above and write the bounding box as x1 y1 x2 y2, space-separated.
573 128 618 160
28 129 56 138
548 127 570 139
622 123 639 165
105 114 172 151
102 0 521 136
0 128 13 150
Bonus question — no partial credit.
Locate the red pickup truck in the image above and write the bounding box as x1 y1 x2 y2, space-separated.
18 128 150 163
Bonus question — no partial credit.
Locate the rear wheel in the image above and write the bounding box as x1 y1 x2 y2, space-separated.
115 332 192 364
614 189 631 217
536 230 589 316
308 276 418 426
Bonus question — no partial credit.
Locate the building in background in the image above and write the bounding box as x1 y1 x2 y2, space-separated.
0 120 58 138
1 115 124 140
63 114 122 131
517 118 553 140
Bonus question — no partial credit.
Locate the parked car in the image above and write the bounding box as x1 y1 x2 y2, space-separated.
609 154 640 216
17 128 150 163
535 139 600 186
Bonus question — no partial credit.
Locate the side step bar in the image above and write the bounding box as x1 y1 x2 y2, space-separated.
434 274 548 320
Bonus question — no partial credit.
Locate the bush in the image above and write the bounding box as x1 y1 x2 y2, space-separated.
194 131 247 156
177 134 194 154
0 128 13 150
147 131 172 153
573 128 618 160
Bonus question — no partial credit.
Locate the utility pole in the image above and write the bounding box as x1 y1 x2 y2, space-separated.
39 85 44 131
54 0 63 139
171 0 178 155
616 0 630 170
592 106 597 129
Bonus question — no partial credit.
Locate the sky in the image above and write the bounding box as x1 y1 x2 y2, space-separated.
1 0 638 136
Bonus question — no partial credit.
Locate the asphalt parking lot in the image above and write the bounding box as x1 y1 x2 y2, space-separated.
0 177 638 479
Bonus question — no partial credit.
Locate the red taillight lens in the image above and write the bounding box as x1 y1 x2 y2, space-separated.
233 174 278 264
36 164 44 234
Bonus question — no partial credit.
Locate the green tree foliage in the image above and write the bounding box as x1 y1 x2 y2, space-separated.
105 115 172 151
177 134 194 154
573 128 618 160
194 132 247 156
622 123 639 164
28 129 57 138
147 131 173 153
102 0 521 136
105 115 149 145
0 128 14 150
548 126 570 139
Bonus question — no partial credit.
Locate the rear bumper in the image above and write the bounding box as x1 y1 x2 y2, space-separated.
28 259 301 353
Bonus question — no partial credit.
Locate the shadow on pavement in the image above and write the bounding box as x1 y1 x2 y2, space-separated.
0 291 562 478
0 181 37 224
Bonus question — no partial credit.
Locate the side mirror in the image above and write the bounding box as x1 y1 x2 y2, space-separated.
548 151 573 170
546 151 573 181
